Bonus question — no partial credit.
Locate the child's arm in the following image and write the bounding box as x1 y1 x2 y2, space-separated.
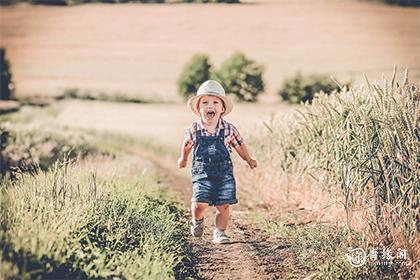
234 143 257 169
178 144 192 168
178 125 194 168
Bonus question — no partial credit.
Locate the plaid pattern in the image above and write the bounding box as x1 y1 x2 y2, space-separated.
183 118 243 152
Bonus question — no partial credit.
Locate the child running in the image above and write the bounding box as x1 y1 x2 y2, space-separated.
177 80 257 244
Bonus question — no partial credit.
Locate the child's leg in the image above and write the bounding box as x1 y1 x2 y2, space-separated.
191 202 209 220
215 204 230 230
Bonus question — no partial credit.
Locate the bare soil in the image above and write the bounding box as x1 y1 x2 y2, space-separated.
1 0 419 101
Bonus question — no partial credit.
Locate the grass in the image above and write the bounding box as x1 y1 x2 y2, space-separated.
0 159 195 279
0 101 20 115
12 88 174 112
0 122 103 180
0 110 199 279
55 88 150 104
247 68 419 278
250 210 410 279
0 105 60 124
0 102 178 181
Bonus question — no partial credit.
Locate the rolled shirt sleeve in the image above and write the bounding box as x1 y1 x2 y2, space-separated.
183 124 195 148
226 124 243 148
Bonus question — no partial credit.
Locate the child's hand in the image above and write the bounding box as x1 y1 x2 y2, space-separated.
177 157 187 168
246 158 257 169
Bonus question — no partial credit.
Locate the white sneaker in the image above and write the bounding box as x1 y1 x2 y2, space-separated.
212 229 230 244
191 218 204 237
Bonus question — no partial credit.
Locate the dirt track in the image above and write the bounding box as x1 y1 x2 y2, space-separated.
1 0 419 100
132 143 296 279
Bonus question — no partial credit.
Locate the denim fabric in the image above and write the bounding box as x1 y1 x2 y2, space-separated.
192 175 237 206
191 123 237 206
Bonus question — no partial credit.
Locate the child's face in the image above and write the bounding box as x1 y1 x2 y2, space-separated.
197 96 225 122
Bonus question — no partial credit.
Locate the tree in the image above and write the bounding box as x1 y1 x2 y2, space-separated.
0 48 13 100
177 54 212 100
215 52 264 102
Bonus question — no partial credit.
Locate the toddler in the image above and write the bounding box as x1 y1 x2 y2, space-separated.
177 80 257 244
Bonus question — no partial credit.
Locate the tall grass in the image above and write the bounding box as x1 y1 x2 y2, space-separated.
0 111 197 279
0 123 102 180
0 159 192 279
250 68 419 275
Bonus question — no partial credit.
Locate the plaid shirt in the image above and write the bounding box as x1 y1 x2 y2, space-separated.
183 118 243 153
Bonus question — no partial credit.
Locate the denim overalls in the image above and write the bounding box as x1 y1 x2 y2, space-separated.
191 122 238 206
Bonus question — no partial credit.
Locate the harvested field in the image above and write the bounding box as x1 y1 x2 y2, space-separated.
0 0 419 101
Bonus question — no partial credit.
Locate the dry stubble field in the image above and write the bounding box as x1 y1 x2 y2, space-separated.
0 0 419 101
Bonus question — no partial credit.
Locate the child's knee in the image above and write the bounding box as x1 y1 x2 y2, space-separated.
192 202 208 211
216 204 230 213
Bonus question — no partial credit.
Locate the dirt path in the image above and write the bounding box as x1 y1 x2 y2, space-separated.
131 145 290 280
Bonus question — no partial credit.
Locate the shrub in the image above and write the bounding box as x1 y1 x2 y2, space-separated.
98 0 165 3
376 0 419 6
0 48 13 100
2 0 239 4
184 0 239 2
30 0 72 5
215 52 264 102
0 0 18 5
278 72 345 104
1 0 156 4
177 54 212 101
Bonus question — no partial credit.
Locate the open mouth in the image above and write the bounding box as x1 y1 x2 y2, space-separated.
206 110 216 119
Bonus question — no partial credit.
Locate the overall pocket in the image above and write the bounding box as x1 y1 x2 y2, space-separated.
192 163 207 181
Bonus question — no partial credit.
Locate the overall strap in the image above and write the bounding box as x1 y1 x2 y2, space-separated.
195 122 202 138
217 119 225 138
218 128 225 138
192 122 199 161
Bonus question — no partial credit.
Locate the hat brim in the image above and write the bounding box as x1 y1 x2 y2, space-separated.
187 93 233 117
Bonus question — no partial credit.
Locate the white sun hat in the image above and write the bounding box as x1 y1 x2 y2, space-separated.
187 80 233 116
